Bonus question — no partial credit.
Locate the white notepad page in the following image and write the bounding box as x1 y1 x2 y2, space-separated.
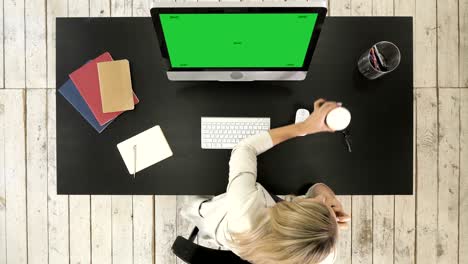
117 125 173 175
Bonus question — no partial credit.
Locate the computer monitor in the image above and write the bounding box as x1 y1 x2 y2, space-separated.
151 2 327 81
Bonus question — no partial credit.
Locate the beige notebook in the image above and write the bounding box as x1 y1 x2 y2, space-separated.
97 59 135 113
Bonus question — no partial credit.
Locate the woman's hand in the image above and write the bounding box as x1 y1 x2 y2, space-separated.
297 99 341 136
329 198 351 230
268 99 340 146
308 183 351 229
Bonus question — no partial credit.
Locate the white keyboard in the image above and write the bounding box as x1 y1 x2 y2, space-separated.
201 117 271 149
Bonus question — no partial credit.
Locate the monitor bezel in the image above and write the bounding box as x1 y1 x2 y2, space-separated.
150 7 327 72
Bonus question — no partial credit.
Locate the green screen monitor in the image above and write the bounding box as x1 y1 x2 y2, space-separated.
151 2 327 81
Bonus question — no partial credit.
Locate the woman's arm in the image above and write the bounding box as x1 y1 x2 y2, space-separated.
226 99 342 232
226 99 340 197
269 99 341 146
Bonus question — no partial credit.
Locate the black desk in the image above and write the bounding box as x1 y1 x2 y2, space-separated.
56 17 413 195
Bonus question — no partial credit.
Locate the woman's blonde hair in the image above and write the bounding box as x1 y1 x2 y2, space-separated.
230 199 338 264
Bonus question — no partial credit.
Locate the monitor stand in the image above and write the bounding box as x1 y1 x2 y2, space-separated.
166 71 307 81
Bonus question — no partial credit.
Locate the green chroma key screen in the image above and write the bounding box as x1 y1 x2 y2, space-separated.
159 13 318 68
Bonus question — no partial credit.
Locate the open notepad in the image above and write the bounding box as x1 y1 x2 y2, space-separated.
117 125 173 176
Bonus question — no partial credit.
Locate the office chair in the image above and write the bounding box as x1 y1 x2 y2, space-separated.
171 227 251 264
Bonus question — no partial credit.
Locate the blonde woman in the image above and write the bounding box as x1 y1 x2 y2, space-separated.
182 99 351 264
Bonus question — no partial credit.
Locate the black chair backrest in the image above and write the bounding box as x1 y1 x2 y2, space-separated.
171 228 251 264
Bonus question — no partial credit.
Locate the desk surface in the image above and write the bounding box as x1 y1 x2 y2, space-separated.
56 17 413 195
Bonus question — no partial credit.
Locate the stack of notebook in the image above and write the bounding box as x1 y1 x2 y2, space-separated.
59 52 139 133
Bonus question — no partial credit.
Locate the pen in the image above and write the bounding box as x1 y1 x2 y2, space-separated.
133 145 137 178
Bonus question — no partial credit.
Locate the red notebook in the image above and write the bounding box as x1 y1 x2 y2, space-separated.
70 52 139 125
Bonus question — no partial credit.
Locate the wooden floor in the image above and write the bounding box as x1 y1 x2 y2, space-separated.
0 0 467 263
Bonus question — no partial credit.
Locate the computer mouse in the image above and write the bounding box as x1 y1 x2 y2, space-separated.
326 107 351 131
295 108 310 124
295 109 310 136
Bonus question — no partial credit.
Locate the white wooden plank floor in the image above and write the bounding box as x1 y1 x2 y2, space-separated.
0 0 467 263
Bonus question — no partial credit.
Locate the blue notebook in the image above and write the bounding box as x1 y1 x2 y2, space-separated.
58 79 113 133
